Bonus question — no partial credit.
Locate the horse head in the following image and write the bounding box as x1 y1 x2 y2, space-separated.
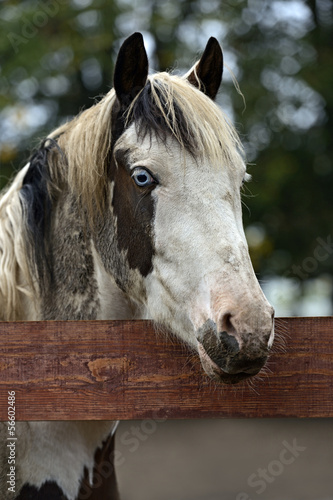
96 33 275 384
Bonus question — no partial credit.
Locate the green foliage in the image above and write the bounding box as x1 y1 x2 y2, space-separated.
0 0 332 285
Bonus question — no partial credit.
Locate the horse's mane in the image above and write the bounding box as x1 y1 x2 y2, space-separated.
0 70 244 320
131 72 243 165
0 165 36 320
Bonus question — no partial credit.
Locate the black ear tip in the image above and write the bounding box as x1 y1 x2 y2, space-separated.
113 32 148 107
124 32 144 46
186 37 223 100
206 37 222 54
207 36 219 45
131 32 143 41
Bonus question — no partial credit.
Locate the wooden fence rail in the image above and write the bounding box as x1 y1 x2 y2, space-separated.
0 317 332 420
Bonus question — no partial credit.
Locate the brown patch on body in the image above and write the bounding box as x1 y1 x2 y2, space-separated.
78 433 120 500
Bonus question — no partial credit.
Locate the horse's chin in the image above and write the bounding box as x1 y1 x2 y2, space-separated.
197 341 253 385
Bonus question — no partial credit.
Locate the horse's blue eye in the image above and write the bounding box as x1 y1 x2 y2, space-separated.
131 168 155 187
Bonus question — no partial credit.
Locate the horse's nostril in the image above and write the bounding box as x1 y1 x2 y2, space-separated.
221 312 236 334
219 313 238 355
219 330 240 355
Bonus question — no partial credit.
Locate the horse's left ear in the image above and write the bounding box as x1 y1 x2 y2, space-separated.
114 32 148 108
186 37 223 100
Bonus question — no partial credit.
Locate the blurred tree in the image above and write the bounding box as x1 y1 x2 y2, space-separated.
0 0 121 178
0 0 332 290
229 0 333 281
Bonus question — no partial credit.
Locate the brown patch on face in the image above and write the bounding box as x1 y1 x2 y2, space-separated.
110 149 155 277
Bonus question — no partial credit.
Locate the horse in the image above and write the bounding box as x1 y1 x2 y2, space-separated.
0 33 274 500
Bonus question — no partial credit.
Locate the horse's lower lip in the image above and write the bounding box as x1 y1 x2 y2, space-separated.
197 341 253 385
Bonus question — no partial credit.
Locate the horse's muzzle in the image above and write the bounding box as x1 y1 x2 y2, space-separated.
196 319 272 384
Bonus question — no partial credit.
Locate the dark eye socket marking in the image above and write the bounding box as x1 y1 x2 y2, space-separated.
131 167 158 188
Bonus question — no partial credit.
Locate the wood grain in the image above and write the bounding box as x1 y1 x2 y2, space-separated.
0 318 332 420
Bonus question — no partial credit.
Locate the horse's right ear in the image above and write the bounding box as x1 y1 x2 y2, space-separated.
185 37 223 100
113 33 148 108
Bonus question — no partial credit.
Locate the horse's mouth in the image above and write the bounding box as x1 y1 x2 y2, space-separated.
197 341 260 385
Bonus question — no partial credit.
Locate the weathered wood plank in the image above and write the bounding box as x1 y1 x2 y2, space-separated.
0 317 332 420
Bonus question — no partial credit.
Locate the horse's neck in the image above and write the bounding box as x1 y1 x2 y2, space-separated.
0 176 132 499
91 244 144 320
35 190 143 321
0 168 131 499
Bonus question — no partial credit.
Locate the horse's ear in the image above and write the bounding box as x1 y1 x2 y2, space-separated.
113 32 148 108
186 37 223 100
